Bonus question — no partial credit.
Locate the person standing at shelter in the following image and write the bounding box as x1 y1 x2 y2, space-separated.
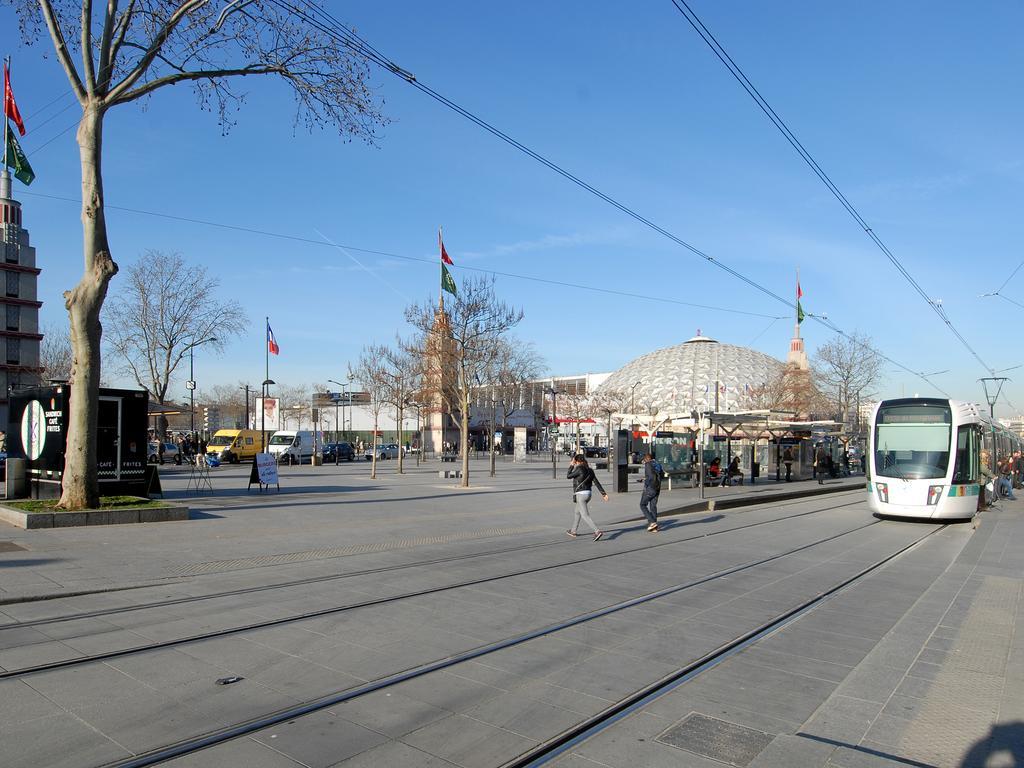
814 443 828 485
566 454 608 541
783 446 793 482
640 453 662 532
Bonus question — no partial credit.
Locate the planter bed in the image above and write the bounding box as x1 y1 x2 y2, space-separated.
0 496 190 529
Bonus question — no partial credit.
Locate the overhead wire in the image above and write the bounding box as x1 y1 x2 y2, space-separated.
666 0 994 377
10 3 950 397
267 0 948 395
19 190 783 319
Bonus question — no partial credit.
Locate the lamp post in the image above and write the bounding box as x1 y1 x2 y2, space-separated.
545 383 559 479
328 379 348 443
261 378 275 452
187 337 218 437
629 380 642 455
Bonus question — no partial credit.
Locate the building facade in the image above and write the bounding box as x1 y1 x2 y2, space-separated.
0 170 42 428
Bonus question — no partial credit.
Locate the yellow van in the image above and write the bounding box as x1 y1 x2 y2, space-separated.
207 429 262 463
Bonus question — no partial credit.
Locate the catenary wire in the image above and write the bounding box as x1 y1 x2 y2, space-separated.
11 5 949 396
18 190 782 319
264 0 948 395
666 0 994 376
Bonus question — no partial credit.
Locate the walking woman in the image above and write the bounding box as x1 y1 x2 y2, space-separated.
566 454 608 541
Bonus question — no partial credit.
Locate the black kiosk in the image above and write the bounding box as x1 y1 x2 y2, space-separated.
7 385 149 499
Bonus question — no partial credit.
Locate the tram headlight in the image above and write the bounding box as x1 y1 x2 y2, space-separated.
875 482 888 503
927 485 944 505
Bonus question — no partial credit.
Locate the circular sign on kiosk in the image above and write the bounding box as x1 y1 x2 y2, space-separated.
21 400 46 460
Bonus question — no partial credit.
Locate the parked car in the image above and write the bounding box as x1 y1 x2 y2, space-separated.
322 442 356 462
147 441 182 465
583 445 608 459
364 443 400 461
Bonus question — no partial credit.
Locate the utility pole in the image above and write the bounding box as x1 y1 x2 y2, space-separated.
980 377 1010 419
239 384 251 429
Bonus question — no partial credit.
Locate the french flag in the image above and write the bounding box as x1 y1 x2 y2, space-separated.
267 322 280 356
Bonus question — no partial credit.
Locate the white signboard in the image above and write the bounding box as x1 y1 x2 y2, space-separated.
255 397 280 431
255 453 279 485
514 427 527 463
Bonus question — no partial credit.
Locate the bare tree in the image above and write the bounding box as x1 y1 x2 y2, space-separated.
484 339 544 475
377 343 421 474
274 383 311 429
590 388 630 459
350 347 389 480
813 332 883 430
406 276 524 487
39 323 73 382
6 0 387 507
557 390 591 455
206 382 248 428
105 251 246 416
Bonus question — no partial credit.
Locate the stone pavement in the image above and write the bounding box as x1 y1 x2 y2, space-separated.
549 499 1024 768
0 458 863 602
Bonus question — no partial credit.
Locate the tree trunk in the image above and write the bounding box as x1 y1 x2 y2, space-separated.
460 391 470 488
370 415 378 479
396 404 404 474
59 104 118 510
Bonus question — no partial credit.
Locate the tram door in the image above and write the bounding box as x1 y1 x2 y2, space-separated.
97 397 122 482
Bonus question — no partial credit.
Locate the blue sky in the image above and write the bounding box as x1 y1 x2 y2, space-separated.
3 1 1024 414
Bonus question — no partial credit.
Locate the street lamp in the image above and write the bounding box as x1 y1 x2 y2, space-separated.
261 378 275 452
545 383 559 479
630 380 641 415
187 337 218 437
328 379 348 443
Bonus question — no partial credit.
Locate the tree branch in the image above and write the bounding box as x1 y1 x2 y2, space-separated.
96 0 120 93
107 0 137 70
38 0 88 103
110 63 282 104
81 0 97 93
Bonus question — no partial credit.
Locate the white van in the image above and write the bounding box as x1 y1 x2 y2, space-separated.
267 430 318 464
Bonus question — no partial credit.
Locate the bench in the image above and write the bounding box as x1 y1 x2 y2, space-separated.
662 469 696 490
440 454 458 463
438 469 463 479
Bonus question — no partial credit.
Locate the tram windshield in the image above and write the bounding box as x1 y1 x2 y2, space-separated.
874 403 952 480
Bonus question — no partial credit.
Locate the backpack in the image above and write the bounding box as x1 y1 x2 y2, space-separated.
650 461 663 491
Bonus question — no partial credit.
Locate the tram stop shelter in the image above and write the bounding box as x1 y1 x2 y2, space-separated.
638 410 845 486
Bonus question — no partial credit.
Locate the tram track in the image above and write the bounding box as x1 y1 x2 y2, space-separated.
94 518 945 768
501 522 950 768
0 496 866 680
0 492 863 634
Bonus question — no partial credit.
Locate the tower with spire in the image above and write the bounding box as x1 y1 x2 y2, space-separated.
0 169 43 427
787 273 809 371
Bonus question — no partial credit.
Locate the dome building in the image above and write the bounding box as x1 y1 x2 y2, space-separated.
597 333 784 414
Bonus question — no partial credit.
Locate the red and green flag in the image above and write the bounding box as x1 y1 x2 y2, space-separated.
439 229 457 295
796 280 805 324
3 63 25 136
3 123 33 186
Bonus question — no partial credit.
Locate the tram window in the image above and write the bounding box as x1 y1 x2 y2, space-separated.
874 403 952 480
951 426 978 485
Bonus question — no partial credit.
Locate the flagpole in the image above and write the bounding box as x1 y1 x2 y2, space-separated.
438 226 444 312
795 267 801 339
3 58 9 171
264 315 270 451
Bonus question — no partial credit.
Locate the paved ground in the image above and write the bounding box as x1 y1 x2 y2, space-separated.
0 459 1018 768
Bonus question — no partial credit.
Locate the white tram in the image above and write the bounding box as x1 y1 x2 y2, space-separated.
868 397 1024 520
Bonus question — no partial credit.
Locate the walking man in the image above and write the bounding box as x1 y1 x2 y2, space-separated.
640 453 662 532
783 446 793 482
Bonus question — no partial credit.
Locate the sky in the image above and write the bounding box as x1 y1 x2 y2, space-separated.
3 1 1024 414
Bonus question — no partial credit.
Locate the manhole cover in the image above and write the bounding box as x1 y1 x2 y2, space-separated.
0 542 27 553
658 713 773 767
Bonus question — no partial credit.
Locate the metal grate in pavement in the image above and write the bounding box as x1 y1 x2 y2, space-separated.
170 526 548 576
658 712 773 767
